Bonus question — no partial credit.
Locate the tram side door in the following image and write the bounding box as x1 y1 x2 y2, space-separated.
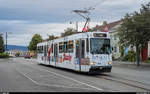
54 44 58 66
44 45 47 63
76 39 85 71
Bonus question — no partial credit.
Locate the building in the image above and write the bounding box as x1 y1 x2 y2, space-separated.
96 20 150 61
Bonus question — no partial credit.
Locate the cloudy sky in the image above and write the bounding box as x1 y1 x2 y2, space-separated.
0 0 149 46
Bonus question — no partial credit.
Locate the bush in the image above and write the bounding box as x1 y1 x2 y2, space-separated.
32 55 37 59
112 55 115 61
0 53 9 58
122 50 136 62
144 59 150 63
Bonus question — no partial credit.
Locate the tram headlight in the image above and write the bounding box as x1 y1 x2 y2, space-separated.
90 62 96 65
108 61 112 65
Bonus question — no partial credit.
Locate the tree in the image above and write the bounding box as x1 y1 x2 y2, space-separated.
102 21 108 26
28 34 43 52
48 35 55 40
61 28 77 37
0 35 5 53
46 35 56 41
118 2 150 66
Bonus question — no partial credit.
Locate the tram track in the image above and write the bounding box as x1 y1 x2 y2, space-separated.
96 73 150 91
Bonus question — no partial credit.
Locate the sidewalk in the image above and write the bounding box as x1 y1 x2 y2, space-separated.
110 60 150 87
112 60 150 69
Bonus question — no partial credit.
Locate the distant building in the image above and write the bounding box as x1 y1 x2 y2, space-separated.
7 50 28 57
6 45 29 57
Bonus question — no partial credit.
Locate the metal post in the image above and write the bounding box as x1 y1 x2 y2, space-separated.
76 21 78 32
6 32 7 51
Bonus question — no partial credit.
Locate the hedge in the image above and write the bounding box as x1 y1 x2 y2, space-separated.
0 53 9 58
122 50 136 62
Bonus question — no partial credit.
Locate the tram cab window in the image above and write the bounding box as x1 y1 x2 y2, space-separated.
90 38 111 54
37 46 43 53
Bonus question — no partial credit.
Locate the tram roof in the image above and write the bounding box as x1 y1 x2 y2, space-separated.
37 32 109 46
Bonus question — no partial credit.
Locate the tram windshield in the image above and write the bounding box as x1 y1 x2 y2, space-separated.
90 38 111 54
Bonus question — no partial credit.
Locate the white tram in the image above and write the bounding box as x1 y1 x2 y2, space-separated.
37 32 112 74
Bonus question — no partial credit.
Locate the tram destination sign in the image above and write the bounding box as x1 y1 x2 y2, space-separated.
93 33 107 37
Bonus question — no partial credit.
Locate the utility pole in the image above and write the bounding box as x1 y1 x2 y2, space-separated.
76 21 78 32
6 32 7 51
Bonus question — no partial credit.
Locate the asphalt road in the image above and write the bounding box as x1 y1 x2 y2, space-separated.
0 58 150 92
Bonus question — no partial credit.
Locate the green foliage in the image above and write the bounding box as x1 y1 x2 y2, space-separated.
123 51 136 62
32 55 37 59
28 34 43 52
112 55 115 61
0 35 5 53
0 53 9 58
118 2 150 65
144 59 150 63
61 28 77 37
102 21 108 26
15 53 20 57
47 35 55 41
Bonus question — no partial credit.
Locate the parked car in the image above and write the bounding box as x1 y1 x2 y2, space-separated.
24 54 31 59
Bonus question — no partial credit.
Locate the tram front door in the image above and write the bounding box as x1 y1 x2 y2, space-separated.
76 39 85 71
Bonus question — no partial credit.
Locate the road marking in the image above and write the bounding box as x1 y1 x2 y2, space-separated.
39 68 103 91
16 69 40 85
15 58 103 91
16 69 96 91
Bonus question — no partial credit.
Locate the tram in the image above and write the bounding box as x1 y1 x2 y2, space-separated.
37 32 112 74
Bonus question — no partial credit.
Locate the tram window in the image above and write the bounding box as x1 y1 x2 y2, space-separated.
59 42 63 53
64 42 68 53
68 40 73 53
47 45 49 53
86 38 89 52
76 40 80 58
51 44 53 53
